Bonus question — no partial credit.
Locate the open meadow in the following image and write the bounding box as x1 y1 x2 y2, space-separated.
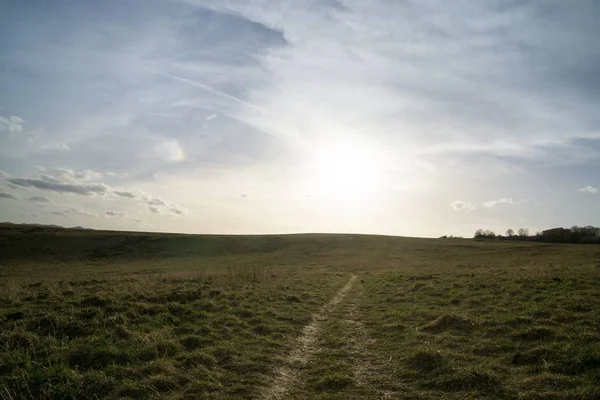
1 223 599 399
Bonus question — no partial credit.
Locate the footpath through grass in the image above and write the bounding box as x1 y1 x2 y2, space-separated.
0 266 347 399
267 263 600 399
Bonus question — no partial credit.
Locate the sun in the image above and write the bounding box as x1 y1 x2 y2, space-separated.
307 138 387 207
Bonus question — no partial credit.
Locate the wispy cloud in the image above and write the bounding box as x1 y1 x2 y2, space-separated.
207 1 600 166
579 186 599 194
0 116 24 133
148 206 160 214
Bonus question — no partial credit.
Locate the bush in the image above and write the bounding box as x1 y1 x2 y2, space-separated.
474 229 496 239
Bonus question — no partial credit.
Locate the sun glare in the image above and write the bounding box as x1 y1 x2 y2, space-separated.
308 138 387 207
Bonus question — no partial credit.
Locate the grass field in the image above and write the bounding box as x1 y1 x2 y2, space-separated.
1 223 599 399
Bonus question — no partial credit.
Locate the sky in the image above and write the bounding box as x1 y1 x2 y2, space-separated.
0 0 599 237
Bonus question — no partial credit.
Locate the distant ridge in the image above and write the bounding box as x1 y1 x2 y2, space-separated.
0 222 93 230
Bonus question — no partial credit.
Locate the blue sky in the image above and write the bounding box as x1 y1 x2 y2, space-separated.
0 0 598 237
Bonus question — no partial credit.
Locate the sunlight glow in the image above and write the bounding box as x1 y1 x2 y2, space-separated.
308 138 388 207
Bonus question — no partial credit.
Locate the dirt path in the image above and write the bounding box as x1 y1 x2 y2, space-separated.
260 274 357 400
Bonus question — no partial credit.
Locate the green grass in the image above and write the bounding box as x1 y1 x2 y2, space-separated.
1 268 349 399
1 223 600 399
356 263 600 399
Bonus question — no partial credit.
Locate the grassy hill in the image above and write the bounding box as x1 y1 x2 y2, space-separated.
2 222 592 278
1 224 599 399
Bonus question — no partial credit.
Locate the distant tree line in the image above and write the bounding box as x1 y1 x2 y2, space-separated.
473 226 600 244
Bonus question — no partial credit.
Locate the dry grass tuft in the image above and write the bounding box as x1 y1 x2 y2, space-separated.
422 312 476 332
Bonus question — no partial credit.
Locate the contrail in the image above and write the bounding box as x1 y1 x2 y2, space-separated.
146 67 263 113
145 66 297 142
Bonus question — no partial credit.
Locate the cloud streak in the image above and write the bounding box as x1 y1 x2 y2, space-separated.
114 190 138 198
8 177 109 196
0 191 18 200
52 207 97 217
147 68 264 113
483 198 514 208
29 196 52 203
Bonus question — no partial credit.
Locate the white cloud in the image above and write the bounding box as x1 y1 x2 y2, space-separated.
0 116 24 133
579 186 598 194
450 200 475 213
0 170 8 178
483 198 514 208
157 139 184 162
206 113 218 121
